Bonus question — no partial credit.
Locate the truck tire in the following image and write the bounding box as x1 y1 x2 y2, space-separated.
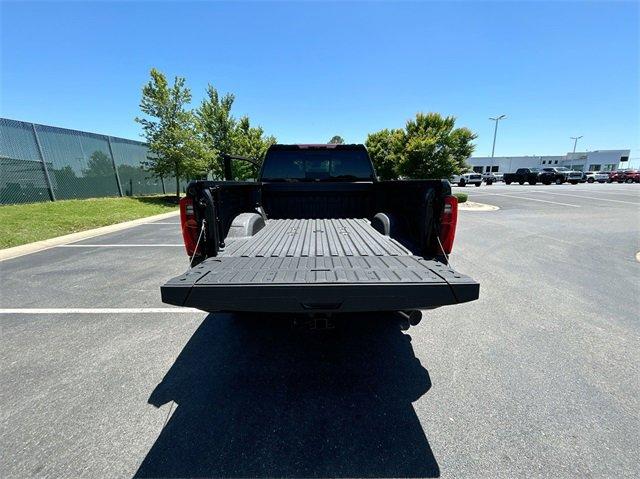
459 180 466 187
555 178 563 185
570 181 578 185
519 180 525 185
587 177 594 183
505 180 511 185
475 182 481 187
529 180 537 185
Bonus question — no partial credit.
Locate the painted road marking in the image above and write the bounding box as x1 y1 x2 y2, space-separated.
528 191 639 205
0 308 201 314
56 244 184 248
142 222 181 225
562 189 640 197
471 193 581 208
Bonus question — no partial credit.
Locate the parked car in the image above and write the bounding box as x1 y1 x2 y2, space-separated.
539 167 583 185
596 171 611 183
583 171 611 183
503 168 540 185
620 169 640 183
451 172 483 187
609 170 625 183
162 143 479 316
482 172 502 183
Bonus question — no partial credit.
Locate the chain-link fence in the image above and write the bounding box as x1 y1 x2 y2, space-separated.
0 118 187 204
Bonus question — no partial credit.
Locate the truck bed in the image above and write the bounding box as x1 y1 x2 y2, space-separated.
162 218 479 313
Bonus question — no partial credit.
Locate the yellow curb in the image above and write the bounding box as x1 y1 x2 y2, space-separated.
0 210 179 262
459 201 500 212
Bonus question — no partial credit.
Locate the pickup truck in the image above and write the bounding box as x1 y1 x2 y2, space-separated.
161 144 479 317
539 167 583 185
450 172 483 187
504 168 540 185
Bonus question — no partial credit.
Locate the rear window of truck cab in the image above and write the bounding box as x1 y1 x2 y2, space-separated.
261 149 375 182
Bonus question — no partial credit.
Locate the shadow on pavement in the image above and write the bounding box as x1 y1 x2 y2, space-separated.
134 313 439 478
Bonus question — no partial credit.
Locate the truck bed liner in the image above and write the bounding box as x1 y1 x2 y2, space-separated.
162 218 479 313
221 218 411 258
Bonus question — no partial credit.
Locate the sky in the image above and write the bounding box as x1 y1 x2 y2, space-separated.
1 1 639 164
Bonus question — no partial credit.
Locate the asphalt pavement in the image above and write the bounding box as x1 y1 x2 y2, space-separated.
1 182 638 478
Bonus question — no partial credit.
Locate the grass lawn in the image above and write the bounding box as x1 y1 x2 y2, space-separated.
0 196 179 249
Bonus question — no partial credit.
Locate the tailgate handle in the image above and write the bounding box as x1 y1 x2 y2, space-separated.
301 302 342 310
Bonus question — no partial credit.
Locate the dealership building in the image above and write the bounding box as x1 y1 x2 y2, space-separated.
467 149 631 174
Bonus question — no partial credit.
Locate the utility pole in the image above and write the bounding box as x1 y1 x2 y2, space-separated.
570 136 583 153
489 114 506 173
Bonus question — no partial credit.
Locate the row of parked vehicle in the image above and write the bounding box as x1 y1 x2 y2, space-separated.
451 168 640 187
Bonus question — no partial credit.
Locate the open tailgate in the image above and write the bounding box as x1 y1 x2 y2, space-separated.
161 255 479 313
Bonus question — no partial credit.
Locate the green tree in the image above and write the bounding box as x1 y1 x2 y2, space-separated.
398 113 476 179
366 112 476 180
329 135 345 144
196 85 237 177
365 128 404 180
136 68 208 199
197 85 277 180
233 116 277 180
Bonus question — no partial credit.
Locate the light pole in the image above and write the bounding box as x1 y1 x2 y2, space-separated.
570 135 583 153
489 114 506 175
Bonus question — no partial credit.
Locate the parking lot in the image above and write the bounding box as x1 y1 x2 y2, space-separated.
1 183 638 478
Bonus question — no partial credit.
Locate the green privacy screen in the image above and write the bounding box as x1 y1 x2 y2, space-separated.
0 118 178 204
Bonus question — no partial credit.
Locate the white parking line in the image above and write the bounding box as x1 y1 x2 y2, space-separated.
0 308 201 314
56 244 183 248
528 191 639 205
142 222 180 225
475 193 581 208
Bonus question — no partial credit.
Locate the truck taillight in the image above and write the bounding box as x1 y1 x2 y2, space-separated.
179 197 200 257
439 195 458 255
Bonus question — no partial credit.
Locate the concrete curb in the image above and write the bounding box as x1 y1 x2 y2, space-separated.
459 201 500 212
0 210 179 262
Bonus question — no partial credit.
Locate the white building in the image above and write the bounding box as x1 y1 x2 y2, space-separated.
467 149 630 174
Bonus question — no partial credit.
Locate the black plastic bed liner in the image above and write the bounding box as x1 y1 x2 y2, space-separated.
162 219 479 313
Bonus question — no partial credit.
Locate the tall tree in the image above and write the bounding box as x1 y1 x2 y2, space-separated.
365 129 404 180
196 85 237 177
233 116 277 180
329 135 345 144
197 85 277 180
136 69 208 199
365 113 476 180
398 113 476 179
